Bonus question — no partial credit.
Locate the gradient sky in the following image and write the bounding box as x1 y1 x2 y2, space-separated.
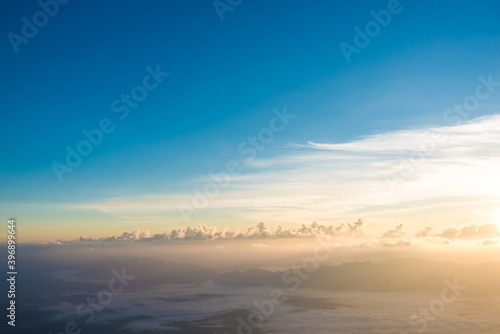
1 0 500 242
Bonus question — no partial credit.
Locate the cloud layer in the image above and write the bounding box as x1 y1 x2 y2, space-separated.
55 221 500 248
60 220 366 243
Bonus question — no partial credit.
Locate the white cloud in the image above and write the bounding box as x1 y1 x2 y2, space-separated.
65 114 500 233
381 223 405 238
56 221 500 248
58 220 366 243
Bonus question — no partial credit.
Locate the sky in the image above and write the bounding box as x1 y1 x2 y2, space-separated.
1 0 500 242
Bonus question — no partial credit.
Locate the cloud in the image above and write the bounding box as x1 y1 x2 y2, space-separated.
62 114 500 234
53 221 500 249
415 226 433 237
381 223 405 238
412 222 500 241
56 220 366 243
250 243 271 248
437 222 500 240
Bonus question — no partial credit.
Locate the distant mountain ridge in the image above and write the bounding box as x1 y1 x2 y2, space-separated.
215 258 500 294
67 256 500 294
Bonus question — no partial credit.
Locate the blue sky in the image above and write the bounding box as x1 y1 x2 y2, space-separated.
1 0 500 241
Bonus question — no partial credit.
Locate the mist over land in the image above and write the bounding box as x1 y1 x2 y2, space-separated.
4 249 500 333
3 220 499 333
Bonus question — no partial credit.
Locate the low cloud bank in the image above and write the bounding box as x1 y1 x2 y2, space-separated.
52 220 500 247
55 220 365 243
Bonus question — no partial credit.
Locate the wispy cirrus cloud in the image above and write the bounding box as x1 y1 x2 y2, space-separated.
65 114 500 233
